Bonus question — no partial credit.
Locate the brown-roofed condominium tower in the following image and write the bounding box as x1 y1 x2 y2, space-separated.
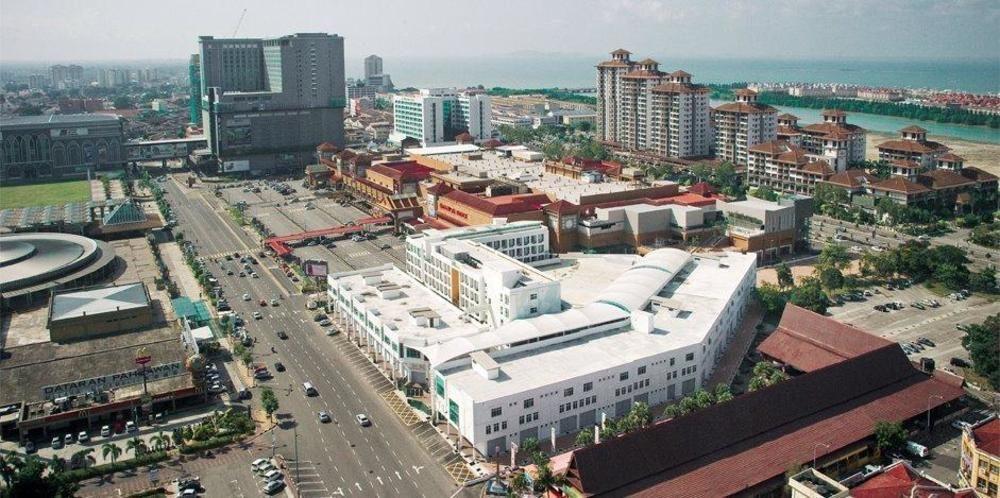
596 50 712 158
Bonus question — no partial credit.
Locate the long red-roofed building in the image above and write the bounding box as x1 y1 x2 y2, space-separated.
562 305 965 498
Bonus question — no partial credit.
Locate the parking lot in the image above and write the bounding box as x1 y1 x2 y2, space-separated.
827 284 996 371
218 180 407 273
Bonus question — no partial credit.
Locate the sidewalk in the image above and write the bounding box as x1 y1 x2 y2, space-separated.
160 241 202 299
0 402 229 466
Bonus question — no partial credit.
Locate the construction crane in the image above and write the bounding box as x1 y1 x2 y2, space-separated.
232 8 247 37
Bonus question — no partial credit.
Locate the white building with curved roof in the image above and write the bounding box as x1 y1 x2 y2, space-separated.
328 243 755 456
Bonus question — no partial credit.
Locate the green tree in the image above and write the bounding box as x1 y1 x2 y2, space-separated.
818 266 846 291
873 420 907 454
713 384 734 403
261 387 279 420
775 263 795 289
69 448 96 469
962 314 1000 390
818 243 851 270
625 401 651 431
692 389 714 409
101 443 122 464
789 278 829 314
663 404 682 419
4 456 78 498
756 283 788 316
575 428 595 447
750 186 779 202
520 437 540 457
971 267 998 294
112 95 133 109
542 140 566 161
532 456 567 493
509 471 531 495
0 452 24 488
125 437 147 457
860 251 898 280
748 362 789 392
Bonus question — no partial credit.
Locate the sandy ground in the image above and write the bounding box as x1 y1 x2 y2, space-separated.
757 259 862 287
866 131 1000 177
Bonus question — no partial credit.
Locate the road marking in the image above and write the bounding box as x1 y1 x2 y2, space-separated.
395 471 402 481
354 482 362 491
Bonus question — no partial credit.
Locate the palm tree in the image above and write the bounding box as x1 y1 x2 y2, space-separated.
70 448 96 469
0 452 24 488
149 433 165 452
102 443 122 464
125 437 147 458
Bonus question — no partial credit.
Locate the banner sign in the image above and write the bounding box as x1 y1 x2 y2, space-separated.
41 362 185 400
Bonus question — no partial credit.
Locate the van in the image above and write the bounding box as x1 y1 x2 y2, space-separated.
905 440 929 458
302 382 317 396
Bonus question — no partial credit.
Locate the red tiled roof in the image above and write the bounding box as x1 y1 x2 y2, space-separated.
937 152 965 163
748 140 788 155
565 344 964 498
758 305 894 372
481 138 503 149
597 60 630 68
669 70 691 78
822 109 847 117
972 418 1000 456
611 48 631 55
777 125 802 136
624 69 666 79
440 190 549 217
960 166 999 183
543 200 579 215
796 160 834 176
714 101 777 114
637 58 659 65
900 125 928 133
824 169 878 188
778 113 799 120
871 177 931 194
735 88 757 97
668 192 721 207
687 182 716 196
777 147 810 165
917 169 976 190
454 131 474 143
367 161 434 183
423 182 453 196
877 139 948 154
801 122 865 139
851 461 976 498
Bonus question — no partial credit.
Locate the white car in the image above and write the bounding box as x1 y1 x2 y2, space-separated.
355 414 371 427
253 311 263 320
251 458 269 471
100 425 112 437
263 469 284 482
243 293 251 301
255 462 277 475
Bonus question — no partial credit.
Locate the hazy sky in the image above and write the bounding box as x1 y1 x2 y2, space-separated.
1 0 998 62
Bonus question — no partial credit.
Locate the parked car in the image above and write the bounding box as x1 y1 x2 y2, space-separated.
274 362 285 372
950 357 971 368
251 458 270 471
262 479 285 495
276 330 288 340
318 319 332 327
253 311 263 320
270 298 279 306
51 436 63 449
24 441 35 453
78 431 89 443
313 314 326 322
100 425 112 437
125 421 137 434
243 293 251 301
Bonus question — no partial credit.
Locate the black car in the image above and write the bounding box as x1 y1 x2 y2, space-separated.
274 362 285 372
277 331 288 340
949 357 971 368
313 314 326 322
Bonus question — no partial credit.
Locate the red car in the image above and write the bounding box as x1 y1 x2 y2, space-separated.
259 299 267 307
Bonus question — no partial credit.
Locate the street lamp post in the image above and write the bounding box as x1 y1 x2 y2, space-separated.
293 424 300 497
813 442 831 469
927 395 943 433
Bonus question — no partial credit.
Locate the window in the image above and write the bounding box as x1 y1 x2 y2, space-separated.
530 307 538 314
685 353 695 362
620 372 629 381
583 382 593 392
559 405 564 413
524 398 534 409
638 366 647 375
519 415 524 424
486 425 491 434
530 293 537 300
493 423 499 432
564 387 574 397
670 358 675 366
491 407 502 417
501 421 507 430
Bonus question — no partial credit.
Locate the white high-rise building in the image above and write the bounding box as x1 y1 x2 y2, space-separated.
391 88 492 147
712 89 778 167
597 50 712 158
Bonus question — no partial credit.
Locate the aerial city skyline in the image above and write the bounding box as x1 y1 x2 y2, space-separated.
0 2 997 498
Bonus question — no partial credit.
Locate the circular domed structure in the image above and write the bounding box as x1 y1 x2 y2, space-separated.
0 232 117 307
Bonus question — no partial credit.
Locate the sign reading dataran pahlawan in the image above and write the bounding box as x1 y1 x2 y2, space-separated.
40 362 185 400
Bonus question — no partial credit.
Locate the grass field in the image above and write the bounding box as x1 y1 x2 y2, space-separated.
0 180 92 209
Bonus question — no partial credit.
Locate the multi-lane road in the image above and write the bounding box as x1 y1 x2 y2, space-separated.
163 177 470 497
